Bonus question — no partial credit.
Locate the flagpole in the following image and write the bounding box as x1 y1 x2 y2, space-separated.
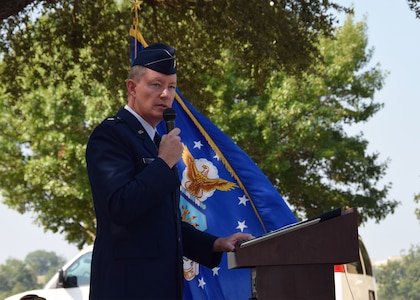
129 0 147 60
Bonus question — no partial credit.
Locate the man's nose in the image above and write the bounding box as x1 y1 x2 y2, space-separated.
160 88 169 97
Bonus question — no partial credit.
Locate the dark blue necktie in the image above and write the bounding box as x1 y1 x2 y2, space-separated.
153 132 161 148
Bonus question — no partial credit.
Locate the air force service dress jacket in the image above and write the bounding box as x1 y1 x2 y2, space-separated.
86 107 222 300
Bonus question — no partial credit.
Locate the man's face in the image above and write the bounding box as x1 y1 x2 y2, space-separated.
129 68 177 127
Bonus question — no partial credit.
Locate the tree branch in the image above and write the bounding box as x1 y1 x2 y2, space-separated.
0 0 35 20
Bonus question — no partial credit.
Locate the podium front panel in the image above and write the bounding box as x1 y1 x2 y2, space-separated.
256 264 335 300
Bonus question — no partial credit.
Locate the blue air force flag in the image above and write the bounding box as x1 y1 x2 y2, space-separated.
157 91 297 299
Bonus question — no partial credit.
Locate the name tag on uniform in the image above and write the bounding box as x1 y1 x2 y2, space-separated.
142 158 155 164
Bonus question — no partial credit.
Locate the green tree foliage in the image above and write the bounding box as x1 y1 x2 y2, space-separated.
0 250 64 298
0 0 395 248
205 15 398 221
0 258 40 299
25 250 66 277
415 191 420 221
136 0 350 112
0 0 129 247
408 0 420 18
376 246 420 300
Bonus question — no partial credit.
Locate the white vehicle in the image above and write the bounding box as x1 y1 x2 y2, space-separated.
334 237 378 300
6 238 377 300
5 246 92 300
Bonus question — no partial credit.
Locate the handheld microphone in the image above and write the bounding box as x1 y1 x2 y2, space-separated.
162 107 179 175
163 107 176 133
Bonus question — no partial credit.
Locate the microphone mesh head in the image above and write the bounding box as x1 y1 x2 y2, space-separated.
163 107 176 121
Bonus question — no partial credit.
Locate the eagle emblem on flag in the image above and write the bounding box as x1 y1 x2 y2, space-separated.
181 144 237 207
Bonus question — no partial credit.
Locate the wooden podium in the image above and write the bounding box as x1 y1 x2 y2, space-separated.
228 209 359 300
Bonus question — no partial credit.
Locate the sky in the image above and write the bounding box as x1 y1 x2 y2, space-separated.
1 0 420 265
333 0 420 264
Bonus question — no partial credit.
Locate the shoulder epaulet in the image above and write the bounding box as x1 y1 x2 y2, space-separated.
106 116 123 122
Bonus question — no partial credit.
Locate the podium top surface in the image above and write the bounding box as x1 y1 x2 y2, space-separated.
240 218 320 248
239 208 342 248
229 208 359 268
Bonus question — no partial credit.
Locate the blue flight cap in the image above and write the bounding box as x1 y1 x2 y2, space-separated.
132 43 177 75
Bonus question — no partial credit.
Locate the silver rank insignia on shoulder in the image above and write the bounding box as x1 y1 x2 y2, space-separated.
142 158 155 164
137 129 145 135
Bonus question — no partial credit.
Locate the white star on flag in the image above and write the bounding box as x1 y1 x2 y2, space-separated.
198 277 206 289
236 220 248 232
193 140 203 149
212 266 220 276
238 195 249 206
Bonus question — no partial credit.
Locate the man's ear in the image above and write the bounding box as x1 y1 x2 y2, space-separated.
126 79 136 96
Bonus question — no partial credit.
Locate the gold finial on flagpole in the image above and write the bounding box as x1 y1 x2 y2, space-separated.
129 0 145 59
130 0 143 12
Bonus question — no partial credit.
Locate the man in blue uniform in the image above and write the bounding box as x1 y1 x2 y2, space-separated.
86 43 252 299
